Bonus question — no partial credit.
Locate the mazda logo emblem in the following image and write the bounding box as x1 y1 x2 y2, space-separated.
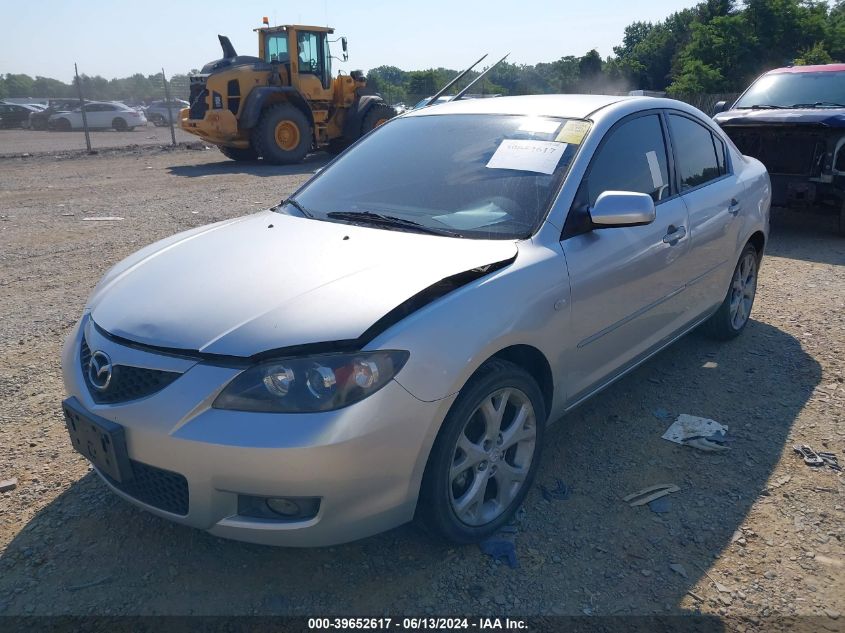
88 350 113 392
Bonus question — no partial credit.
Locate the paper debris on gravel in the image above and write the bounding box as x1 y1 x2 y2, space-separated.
81 216 124 221
662 414 729 452
0 477 18 492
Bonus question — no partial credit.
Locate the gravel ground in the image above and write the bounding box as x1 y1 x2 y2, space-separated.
0 147 843 625
0 125 197 156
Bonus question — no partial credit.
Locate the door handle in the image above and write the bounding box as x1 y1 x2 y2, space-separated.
662 225 687 244
728 198 741 215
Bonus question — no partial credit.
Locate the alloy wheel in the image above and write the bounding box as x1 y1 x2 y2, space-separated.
449 388 537 526
729 251 757 330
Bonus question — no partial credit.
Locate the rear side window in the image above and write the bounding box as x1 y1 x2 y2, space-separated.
585 114 670 206
669 114 723 190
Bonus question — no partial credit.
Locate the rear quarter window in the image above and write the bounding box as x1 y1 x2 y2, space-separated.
668 114 722 190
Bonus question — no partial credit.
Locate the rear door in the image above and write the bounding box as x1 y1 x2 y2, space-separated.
667 112 743 314
560 111 692 403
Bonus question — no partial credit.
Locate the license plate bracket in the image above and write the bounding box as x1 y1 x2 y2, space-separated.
63 397 134 483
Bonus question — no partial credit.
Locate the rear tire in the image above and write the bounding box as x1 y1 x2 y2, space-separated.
360 103 396 136
113 117 128 131
251 103 310 165
219 145 259 162
417 359 546 544
701 242 759 340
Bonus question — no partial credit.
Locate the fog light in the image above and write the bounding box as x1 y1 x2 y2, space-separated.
237 494 321 520
266 497 300 516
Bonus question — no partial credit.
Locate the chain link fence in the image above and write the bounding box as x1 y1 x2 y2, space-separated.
669 92 739 116
0 70 198 156
1 81 741 156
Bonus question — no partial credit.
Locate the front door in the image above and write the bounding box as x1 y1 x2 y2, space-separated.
561 112 692 403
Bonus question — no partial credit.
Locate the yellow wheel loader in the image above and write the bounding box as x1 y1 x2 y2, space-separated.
180 23 396 164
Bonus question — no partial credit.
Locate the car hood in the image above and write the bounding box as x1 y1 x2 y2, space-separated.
715 108 845 128
89 210 518 357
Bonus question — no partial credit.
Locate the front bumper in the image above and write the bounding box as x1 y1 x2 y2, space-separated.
179 108 247 148
62 317 454 546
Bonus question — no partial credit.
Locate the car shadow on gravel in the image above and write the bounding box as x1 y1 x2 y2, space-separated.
768 207 845 265
0 320 820 617
167 153 331 178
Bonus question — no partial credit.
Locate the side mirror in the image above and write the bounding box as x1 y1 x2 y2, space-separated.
341 37 348 61
590 191 656 228
712 100 728 115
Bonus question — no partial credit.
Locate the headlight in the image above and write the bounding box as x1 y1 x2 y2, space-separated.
212 350 409 413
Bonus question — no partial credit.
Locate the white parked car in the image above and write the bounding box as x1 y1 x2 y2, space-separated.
49 101 147 131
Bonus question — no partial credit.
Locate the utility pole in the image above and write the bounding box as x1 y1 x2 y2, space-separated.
74 63 92 153
161 68 177 146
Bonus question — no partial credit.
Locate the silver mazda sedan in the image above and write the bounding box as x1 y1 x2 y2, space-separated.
62 95 770 546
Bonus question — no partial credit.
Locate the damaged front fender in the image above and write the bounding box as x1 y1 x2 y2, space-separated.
370 243 571 405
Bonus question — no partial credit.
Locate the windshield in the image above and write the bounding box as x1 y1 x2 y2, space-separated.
284 114 586 239
734 70 845 108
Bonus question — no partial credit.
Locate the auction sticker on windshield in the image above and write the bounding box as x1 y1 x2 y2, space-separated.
486 139 567 174
555 120 591 144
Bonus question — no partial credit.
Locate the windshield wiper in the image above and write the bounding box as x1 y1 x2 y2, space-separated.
326 211 461 237
789 101 845 108
281 197 313 218
747 104 787 110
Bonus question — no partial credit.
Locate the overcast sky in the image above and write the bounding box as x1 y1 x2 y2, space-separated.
2 0 701 82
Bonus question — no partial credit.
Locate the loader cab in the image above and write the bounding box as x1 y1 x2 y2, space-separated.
258 24 335 100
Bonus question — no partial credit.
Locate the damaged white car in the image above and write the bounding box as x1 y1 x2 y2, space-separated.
62 94 770 546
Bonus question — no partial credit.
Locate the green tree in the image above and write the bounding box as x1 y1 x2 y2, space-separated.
795 41 834 65
667 59 725 94
31 76 72 98
4 73 35 97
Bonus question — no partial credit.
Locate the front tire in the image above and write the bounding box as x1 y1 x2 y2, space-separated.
361 103 396 136
251 103 310 165
219 145 259 162
702 242 759 340
54 118 71 131
417 359 546 543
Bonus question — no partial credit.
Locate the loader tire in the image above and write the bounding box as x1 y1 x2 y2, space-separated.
252 103 310 165
219 145 258 162
360 103 396 136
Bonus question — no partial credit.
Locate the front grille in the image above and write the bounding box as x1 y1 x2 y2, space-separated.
725 127 825 176
103 460 189 515
80 338 180 404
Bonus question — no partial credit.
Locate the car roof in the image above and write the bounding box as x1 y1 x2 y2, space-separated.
402 94 634 120
766 63 845 74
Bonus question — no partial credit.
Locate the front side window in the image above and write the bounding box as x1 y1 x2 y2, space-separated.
669 114 721 190
265 33 289 63
733 71 845 109
297 32 321 75
284 114 585 239
585 114 670 206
